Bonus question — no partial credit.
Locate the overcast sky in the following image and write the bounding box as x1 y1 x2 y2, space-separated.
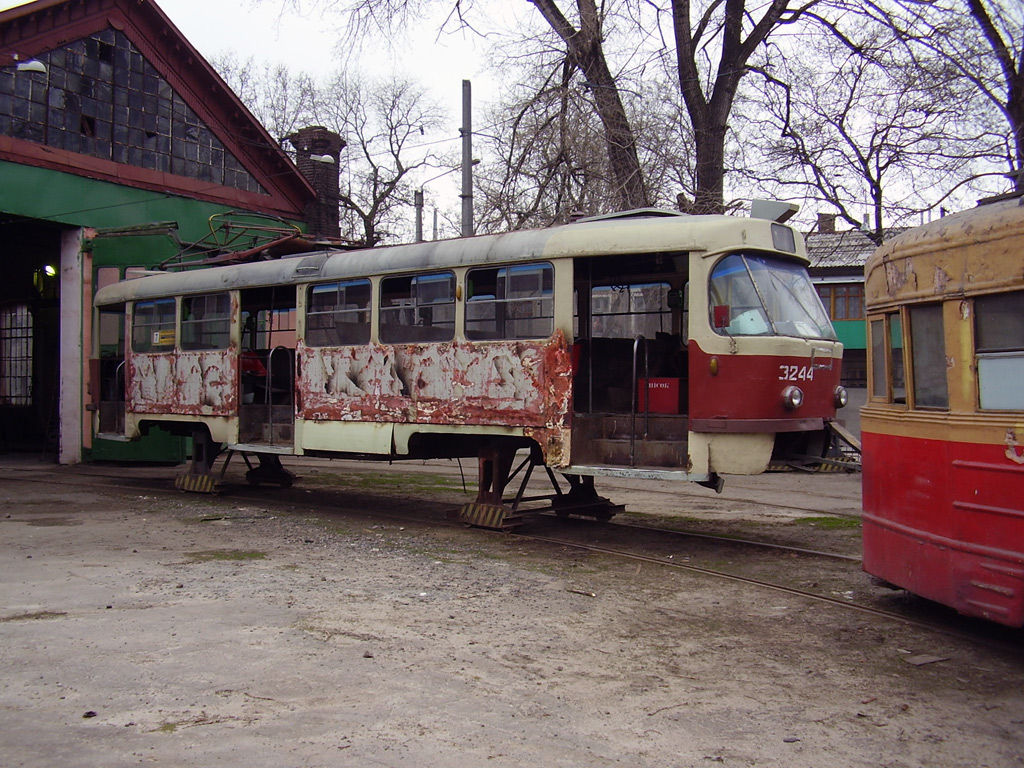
1 0 490 112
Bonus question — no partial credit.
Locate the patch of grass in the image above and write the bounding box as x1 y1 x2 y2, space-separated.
1 611 67 623
308 471 468 495
794 516 861 530
156 723 178 733
25 517 82 527
185 550 267 563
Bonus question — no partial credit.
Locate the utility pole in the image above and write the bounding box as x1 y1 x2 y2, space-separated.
460 79 473 237
414 189 424 242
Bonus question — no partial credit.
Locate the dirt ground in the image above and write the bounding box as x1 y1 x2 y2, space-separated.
2 455 1023 768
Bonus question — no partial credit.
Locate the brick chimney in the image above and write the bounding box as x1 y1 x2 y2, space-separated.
817 213 837 234
287 126 345 240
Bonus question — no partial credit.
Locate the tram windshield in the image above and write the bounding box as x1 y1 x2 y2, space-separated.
709 253 837 340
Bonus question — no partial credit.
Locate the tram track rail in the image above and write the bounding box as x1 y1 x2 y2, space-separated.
5 461 861 561
4 461 1021 653
586 473 864 521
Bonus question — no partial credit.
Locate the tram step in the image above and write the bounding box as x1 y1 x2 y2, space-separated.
579 437 689 469
574 413 689 441
261 422 294 443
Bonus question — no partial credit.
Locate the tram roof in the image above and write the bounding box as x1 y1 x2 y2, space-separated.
94 210 806 306
865 196 1024 308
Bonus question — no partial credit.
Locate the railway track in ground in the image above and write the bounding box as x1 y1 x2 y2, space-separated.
4 459 1022 652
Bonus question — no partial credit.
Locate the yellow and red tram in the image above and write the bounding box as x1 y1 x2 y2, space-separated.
92 208 846 527
862 195 1024 626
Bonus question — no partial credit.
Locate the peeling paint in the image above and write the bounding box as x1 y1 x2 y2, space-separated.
128 349 238 415
1006 429 1024 465
885 257 917 296
298 331 573 462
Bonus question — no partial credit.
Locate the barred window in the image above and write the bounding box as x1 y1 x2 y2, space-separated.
0 28 265 193
0 304 32 406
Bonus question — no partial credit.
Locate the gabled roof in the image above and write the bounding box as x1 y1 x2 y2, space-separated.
0 0 315 219
805 228 906 271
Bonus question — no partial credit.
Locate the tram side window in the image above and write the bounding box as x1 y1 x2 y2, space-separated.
466 263 554 340
181 293 231 350
975 292 1024 410
131 298 176 353
307 280 371 346
869 313 905 402
909 304 948 409
380 272 455 344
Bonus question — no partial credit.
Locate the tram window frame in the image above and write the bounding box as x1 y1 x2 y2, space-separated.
466 263 554 341
306 279 371 347
908 304 949 409
869 312 906 404
975 292 1024 353
379 272 456 344
180 293 231 351
131 298 177 353
591 282 672 339
975 291 1024 410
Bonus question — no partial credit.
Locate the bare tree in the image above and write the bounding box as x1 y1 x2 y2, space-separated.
473 48 698 229
850 0 1023 194
525 0 650 210
474 56 628 232
744 21 990 240
212 53 318 144
214 54 451 245
300 0 824 214
311 74 450 245
668 0 823 212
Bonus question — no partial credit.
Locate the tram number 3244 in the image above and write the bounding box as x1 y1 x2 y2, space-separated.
779 364 816 382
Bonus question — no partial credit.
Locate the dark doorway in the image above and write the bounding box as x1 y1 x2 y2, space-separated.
0 217 65 453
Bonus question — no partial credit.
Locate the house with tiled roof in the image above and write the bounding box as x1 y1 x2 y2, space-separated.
805 214 906 388
0 0 341 461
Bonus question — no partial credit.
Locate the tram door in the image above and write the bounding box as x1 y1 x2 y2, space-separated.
571 254 690 468
95 306 126 437
238 288 296 447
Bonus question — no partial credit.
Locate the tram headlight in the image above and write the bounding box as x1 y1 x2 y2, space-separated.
834 385 849 409
781 385 804 410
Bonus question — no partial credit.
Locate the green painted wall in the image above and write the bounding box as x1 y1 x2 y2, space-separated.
1 160 304 244
833 319 866 351
0 160 305 463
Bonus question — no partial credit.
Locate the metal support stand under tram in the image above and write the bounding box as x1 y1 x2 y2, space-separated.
458 443 624 530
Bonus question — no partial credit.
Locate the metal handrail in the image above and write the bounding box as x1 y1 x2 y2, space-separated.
114 360 126 401
630 335 650 466
265 346 293 444
114 360 126 433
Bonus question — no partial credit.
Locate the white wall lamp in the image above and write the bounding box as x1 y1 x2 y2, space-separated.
15 60 47 74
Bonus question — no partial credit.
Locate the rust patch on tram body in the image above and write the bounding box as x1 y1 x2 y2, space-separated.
299 331 574 463
128 349 238 415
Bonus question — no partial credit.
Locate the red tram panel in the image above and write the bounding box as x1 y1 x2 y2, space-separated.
861 195 1024 627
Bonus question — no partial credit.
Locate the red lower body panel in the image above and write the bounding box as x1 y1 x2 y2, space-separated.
862 431 1024 627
